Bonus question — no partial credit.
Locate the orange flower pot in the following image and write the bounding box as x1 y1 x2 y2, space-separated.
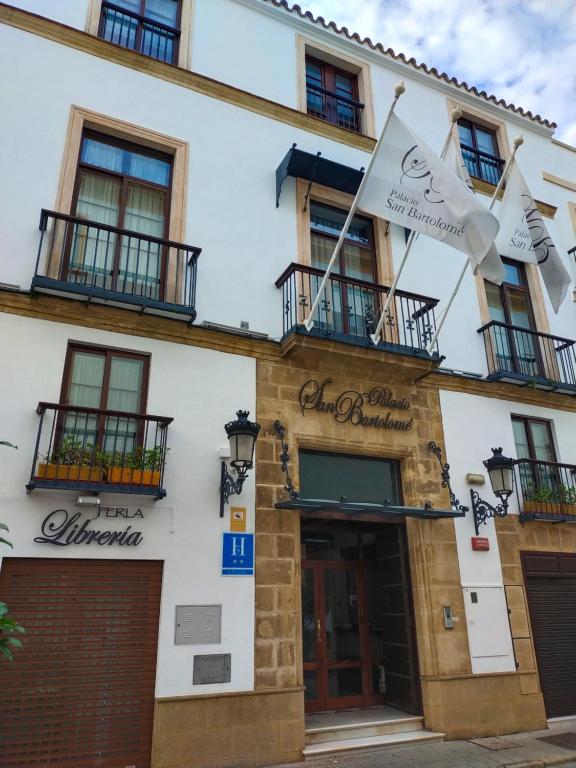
36 463 102 482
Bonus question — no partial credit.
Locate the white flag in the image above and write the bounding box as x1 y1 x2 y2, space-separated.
446 136 505 285
496 163 571 312
358 112 500 265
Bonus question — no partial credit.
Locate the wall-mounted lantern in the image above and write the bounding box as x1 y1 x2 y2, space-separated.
471 447 516 535
219 411 260 517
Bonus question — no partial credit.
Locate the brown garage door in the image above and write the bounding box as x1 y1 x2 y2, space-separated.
523 551 576 718
0 558 162 768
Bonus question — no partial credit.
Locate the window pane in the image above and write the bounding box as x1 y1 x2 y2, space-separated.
512 419 530 460
112 0 140 10
311 233 341 274
302 569 317 662
126 150 171 186
457 123 473 147
529 422 556 463
68 352 105 408
299 450 401 505
305 59 323 87
476 128 497 156
335 71 354 98
328 667 363 698
325 569 361 662
486 282 506 323
106 357 144 413
508 289 533 329
310 203 371 245
341 242 373 282
145 0 178 26
82 138 124 173
76 171 121 226
82 136 171 186
503 262 523 286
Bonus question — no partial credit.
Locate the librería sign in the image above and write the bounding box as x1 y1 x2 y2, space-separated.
34 507 144 547
298 377 413 432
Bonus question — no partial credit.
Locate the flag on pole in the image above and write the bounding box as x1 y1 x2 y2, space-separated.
445 135 505 285
496 163 571 312
357 113 499 266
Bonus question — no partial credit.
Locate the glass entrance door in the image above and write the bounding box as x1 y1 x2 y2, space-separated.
302 561 381 712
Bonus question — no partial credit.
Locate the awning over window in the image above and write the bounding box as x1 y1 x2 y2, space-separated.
276 144 364 207
275 497 465 521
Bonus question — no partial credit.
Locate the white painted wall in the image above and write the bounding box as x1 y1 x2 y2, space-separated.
1 11 574 375
440 388 576 674
7 0 89 28
0 312 256 698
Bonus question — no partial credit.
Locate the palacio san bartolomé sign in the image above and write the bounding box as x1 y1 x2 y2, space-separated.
298 378 413 432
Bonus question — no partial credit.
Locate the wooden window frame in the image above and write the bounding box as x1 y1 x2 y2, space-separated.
512 415 557 464
67 129 174 293
60 342 151 414
97 0 182 66
305 56 361 133
52 106 188 303
486 258 537 330
86 0 193 69
297 35 376 138
59 342 151 452
309 200 378 283
296 181 392 285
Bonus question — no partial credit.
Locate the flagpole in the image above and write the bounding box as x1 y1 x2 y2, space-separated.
369 107 463 345
424 135 524 355
303 81 406 332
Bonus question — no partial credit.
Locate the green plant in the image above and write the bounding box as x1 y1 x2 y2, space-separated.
47 436 104 468
526 484 554 503
0 602 25 661
0 524 25 661
116 446 166 471
525 483 576 505
0 522 11 549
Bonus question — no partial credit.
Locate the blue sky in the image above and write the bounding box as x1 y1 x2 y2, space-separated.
304 0 576 144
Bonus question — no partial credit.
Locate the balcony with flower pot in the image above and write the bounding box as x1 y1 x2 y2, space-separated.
27 402 172 499
516 458 576 522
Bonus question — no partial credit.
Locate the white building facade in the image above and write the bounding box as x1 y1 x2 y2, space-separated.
1 1 576 766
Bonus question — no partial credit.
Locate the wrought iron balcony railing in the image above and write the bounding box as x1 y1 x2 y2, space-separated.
99 1 180 64
460 144 505 186
516 458 576 522
276 263 440 357
306 84 364 133
32 210 201 322
27 403 173 499
478 320 576 394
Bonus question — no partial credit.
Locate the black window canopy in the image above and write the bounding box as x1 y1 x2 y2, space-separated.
276 144 364 208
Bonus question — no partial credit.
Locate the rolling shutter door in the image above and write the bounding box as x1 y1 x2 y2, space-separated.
0 558 162 768
523 552 576 718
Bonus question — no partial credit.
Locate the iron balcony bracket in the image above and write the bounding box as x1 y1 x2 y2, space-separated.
470 489 509 536
219 461 247 518
428 441 469 517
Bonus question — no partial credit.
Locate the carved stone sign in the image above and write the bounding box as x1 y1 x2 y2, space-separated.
298 377 413 432
34 507 144 547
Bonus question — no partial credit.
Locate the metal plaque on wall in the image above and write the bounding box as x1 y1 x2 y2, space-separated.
193 654 231 685
175 605 222 645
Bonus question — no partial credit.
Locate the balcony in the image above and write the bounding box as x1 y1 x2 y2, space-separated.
99 1 180 64
478 321 576 395
306 84 364 134
460 144 504 186
26 403 172 499
32 210 201 322
276 263 440 358
516 459 576 522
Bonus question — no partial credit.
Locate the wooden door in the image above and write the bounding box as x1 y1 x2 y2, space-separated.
302 560 383 712
0 558 162 768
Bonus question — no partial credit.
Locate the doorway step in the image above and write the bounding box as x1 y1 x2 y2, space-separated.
304 706 444 757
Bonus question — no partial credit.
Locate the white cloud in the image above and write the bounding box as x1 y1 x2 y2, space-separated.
302 0 576 144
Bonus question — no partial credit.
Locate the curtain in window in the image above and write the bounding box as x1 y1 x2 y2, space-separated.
104 357 144 455
72 171 121 288
64 353 106 452
141 0 178 61
120 184 166 299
